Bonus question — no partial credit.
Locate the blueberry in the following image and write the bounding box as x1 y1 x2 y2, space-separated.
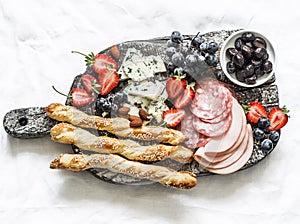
95 97 106 110
167 62 175 72
269 130 280 142
261 139 274 152
205 53 218 66
200 42 209 52
185 54 198 67
173 67 184 76
171 52 185 66
191 36 204 48
253 127 265 140
207 42 219 54
166 47 176 57
171 31 183 43
257 117 271 129
180 46 190 56
102 102 112 112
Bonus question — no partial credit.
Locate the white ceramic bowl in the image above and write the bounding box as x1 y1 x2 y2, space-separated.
220 30 276 88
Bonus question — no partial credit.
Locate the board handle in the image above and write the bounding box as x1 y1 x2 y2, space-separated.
3 107 58 138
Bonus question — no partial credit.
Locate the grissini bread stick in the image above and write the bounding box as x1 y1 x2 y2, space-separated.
50 153 197 189
45 103 187 145
50 123 193 164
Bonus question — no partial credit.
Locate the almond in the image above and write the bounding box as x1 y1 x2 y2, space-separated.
139 109 150 121
110 45 120 59
129 115 143 128
118 107 130 115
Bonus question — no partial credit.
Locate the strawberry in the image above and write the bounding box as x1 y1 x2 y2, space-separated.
243 101 268 123
98 69 120 95
166 75 187 99
52 86 94 107
72 51 117 75
81 74 100 94
162 109 186 128
174 83 195 109
268 106 289 130
70 88 94 107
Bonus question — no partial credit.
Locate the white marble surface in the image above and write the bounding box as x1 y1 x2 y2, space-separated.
1 0 300 223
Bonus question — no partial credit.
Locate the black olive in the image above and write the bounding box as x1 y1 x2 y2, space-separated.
245 74 257 85
232 52 245 68
252 36 267 49
255 67 265 77
226 47 238 59
262 52 269 61
244 63 255 78
241 45 253 60
262 60 273 73
226 61 236 74
234 38 244 50
254 47 267 60
241 32 255 42
236 69 246 82
251 59 263 68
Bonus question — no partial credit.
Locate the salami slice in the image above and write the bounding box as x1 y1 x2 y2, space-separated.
190 78 232 121
180 114 209 149
192 113 232 137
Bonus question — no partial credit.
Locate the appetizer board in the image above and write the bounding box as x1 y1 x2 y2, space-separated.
3 29 281 187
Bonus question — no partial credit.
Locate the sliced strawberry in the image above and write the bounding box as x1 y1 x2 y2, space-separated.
93 54 118 74
162 109 186 128
166 76 187 99
98 69 120 95
81 74 99 94
243 101 268 123
52 86 94 107
71 88 94 107
72 51 118 75
268 106 289 130
174 83 195 109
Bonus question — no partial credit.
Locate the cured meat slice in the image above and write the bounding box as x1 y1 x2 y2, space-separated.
203 98 245 156
205 128 249 169
190 78 233 120
192 113 232 137
205 124 254 174
193 108 248 165
180 114 209 149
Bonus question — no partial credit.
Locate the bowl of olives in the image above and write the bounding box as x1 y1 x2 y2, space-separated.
220 30 276 87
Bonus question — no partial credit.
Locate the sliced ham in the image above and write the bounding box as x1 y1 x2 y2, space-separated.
203 98 245 156
205 124 253 174
194 118 247 164
204 127 249 169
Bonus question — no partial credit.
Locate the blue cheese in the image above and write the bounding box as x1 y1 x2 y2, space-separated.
118 48 166 82
125 80 165 101
148 98 169 123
